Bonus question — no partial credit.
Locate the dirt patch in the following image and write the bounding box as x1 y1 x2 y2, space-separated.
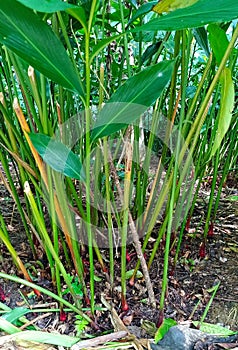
0 176 237 338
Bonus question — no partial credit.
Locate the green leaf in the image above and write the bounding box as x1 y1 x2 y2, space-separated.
226 195 238 201
128 1 157 25
66 7 88 32
29 133 85 181
155 318 177 343
193 27 210 57
0 302 11 312
0 317 21 334
2 308 29 323
208 24 229 65
89 35 122 63
192 321 238 336
0 330 79 347
0 0 84 95
141 41 162 64
94 275 102 282
133 0 238 31
91 60 174 140
125 269 143 279
63 275 84 296
16 0 76 13
210 67 235 158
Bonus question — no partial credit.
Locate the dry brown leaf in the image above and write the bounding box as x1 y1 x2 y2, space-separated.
0 338 56 350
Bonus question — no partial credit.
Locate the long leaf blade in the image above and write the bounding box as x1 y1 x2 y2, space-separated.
192 321 238 336
0 330 79 347
133 0 238 32
0 318 21 335
16 0 76 13
91 60 174 140
2 308 29 323
210 68 235 158
208 24 229 65
0 1 84 95
29 133 85 181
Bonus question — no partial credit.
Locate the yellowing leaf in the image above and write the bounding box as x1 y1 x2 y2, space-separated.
153 0 199 14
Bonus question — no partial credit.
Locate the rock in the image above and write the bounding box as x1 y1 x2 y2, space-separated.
150 325 238 350
150 325 205 350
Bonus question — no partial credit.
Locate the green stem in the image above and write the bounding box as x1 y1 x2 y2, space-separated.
24 181 80 307
0 153 35 256
203 150 219 238
0 272 92 323
121 139 132 311
200 282 220 324
84 0 99 314
118 0 131 78
103 139 114 286
185 25 238 151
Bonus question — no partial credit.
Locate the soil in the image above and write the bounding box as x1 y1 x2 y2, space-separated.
0 172 237 345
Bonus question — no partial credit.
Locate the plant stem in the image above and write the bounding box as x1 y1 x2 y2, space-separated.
0 272 92 323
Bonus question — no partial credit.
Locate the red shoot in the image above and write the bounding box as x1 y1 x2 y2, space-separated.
129 276 135 286
126 250 131 262
0 286 6 301
59 310 67 322
121 295 129 312
85 296 90 306
126 250 146 264
185 216 191 232
156 310 164 328
208 222 214 237
33 288 41 297
169 268 175 277
199 242 206 258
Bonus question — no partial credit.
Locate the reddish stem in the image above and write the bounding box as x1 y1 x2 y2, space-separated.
185 216 191 231
129 276 135 286
156 309 164 328
121 295 129 312
208 222 214 237
85 296 90 306
199 241 206 258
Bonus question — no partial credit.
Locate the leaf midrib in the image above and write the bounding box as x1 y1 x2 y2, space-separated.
0 7 77 91
93 63 172 139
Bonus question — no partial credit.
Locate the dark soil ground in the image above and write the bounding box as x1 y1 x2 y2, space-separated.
0 172 237 347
